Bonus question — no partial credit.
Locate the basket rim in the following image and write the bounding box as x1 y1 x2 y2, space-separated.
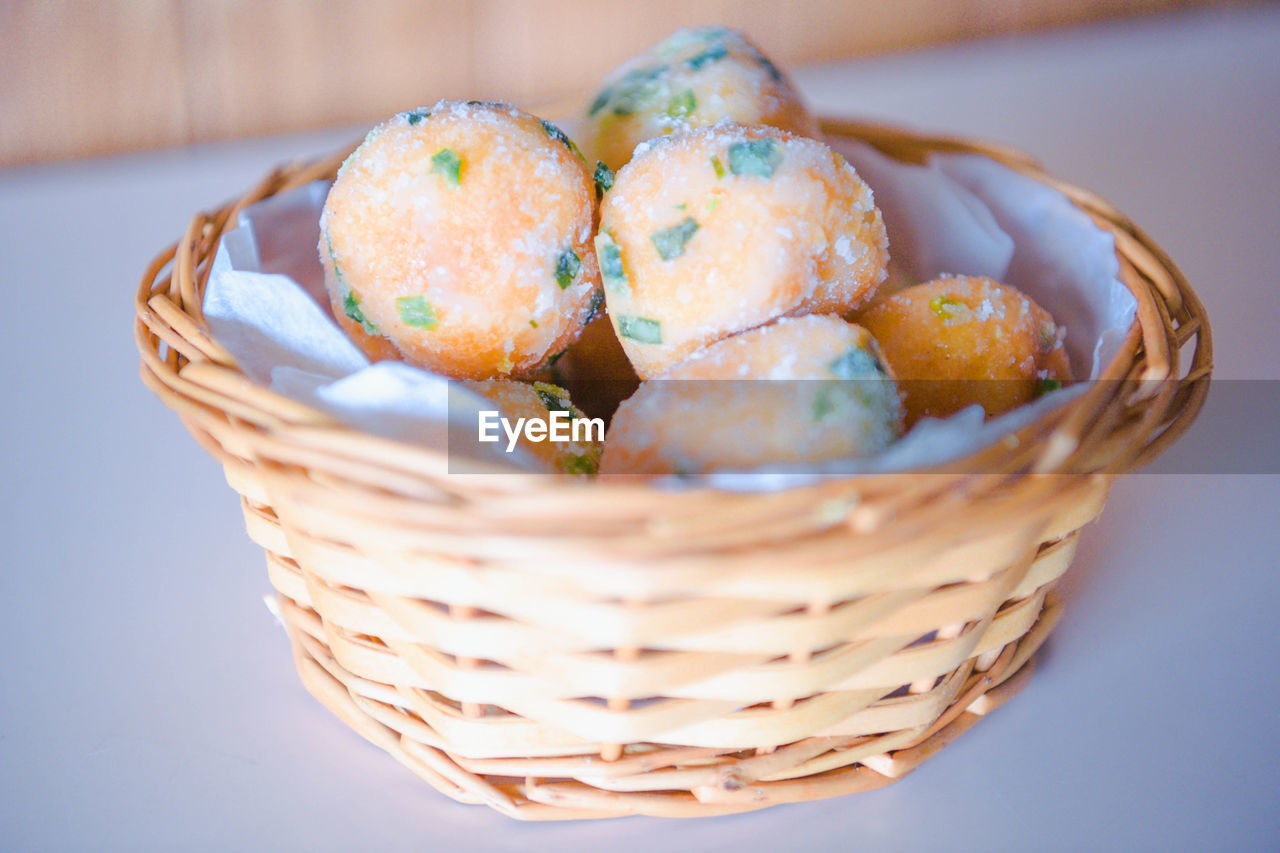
133 115 1212 501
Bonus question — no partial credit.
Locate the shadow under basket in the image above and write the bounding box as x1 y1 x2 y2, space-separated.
134 117 1211 820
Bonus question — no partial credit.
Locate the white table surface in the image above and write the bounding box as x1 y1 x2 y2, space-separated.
3 6 1278 851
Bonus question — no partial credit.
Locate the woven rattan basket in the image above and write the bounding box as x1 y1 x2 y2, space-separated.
134 117 1210 820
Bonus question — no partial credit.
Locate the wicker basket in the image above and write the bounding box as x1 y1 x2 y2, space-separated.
134 117 1210 820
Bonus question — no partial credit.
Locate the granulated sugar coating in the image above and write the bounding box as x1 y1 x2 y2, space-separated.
601 316 902 476
598 122 889 378
581 26 821 172
855 275 1073 426
319 100 602 379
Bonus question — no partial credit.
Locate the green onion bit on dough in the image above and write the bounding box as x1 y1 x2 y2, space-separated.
929 295 965 319
618 315 662 344
583 288 605 325
431 148 462 187
397 295 439 329
829 346 881 379
728 138 783 178
594 160 615 200
686 44 728 70
598 234 629 293
563 454 597 476
667 89 697 119
651 217 700 260
555 248 582 289
343 290 379 335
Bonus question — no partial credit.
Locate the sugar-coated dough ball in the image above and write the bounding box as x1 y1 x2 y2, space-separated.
581 26 821 171
465 379 601 476
601 316 902 476
855 275 1072 426
597 122 888 378
319 100 603 379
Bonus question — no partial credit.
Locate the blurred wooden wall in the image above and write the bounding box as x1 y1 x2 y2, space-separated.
0 0 1231 166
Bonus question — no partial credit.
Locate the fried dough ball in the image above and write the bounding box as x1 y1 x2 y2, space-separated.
855 275 1072 426
600 316 902 476
597 122 888 378
581 26 821 171
319 100 603 379
466 379 601 476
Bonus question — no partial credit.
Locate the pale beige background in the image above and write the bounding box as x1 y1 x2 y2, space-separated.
2 5 1279 849
0 0 1242 166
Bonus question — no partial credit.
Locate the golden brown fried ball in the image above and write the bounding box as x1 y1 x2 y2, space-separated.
855 275 1072 426
581 26 821 172
597 122 888 378
600 315 902 476
320 99 603 379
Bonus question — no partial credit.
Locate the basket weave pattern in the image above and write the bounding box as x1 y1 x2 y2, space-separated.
135 119 1210 819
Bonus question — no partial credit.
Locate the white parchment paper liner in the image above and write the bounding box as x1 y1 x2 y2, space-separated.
203 139 1136 490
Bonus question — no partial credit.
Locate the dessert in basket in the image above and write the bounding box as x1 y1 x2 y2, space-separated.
134 26 1210 819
